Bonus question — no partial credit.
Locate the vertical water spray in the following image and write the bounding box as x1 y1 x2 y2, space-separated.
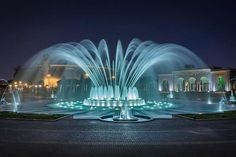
16 38 206 121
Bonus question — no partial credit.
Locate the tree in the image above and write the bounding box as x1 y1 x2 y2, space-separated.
13 65 21 78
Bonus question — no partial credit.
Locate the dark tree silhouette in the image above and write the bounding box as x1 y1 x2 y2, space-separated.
13 65 21 78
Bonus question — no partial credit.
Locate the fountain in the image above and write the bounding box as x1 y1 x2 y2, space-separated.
168 90 174 99
113 99 138 121
219 92 227 105
0 79 21 111
51 90 55 98
229 90 236 103
207 96 212 104
11 90 20 112
15 38 205 122
0 79 8 105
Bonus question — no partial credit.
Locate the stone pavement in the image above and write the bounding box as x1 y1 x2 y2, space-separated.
0 117 236 157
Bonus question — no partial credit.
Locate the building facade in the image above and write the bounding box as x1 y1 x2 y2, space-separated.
159 68 236 93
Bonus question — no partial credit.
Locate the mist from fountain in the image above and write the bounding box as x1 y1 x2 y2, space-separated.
11 90 21 106
0 79 21 112
16 38 206 121
229 90 236 102
20 38 205 100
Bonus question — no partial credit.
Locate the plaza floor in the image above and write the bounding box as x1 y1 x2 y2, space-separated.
1 99 236 157
0 117 236 157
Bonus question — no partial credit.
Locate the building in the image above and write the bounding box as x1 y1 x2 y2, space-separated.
158 68 236 93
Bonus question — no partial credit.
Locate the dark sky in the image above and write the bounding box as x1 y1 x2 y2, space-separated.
0 0 236 79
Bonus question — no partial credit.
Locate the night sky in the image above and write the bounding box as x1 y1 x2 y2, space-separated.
0 0 236 79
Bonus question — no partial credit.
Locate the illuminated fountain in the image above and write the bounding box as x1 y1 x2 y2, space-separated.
16 38 205 121
229 90 236 103
0 79 21 112
84 86 145 107
219 92 227 105
168 91 174 99
11 89 21 112
0 79 8 105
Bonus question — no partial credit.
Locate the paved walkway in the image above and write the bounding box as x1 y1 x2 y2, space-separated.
0 118 236 157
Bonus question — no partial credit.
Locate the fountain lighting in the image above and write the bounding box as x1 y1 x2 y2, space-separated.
16 38 206 121
229 90 236 103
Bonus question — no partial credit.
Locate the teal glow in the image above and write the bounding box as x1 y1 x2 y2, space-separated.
18 38 207 121
50 100 175 111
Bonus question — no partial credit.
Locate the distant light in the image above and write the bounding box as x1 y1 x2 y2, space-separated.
84 73 89 79
47 74 51 77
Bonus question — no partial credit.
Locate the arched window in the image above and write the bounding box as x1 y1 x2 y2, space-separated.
177 78 184 92
200 76 209 92
162 80 169 92
188 77 196 91
217 76 225 92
